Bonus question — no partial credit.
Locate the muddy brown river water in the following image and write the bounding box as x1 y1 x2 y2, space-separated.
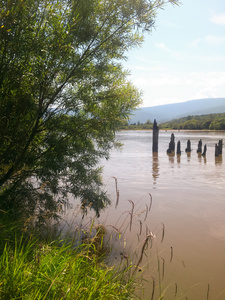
99 130 225 300
66 130 225 299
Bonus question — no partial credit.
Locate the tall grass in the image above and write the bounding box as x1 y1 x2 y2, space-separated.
0 233 137 300
0 208 140 300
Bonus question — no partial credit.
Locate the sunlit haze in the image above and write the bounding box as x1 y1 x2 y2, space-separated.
124 0 225 107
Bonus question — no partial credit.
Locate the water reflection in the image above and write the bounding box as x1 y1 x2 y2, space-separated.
186 151 191 162
152 152 159 187
203 156 207 164
215 155 222 165
198 152 207 164
167 152 175 165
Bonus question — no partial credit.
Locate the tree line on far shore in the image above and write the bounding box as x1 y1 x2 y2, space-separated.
120 113 225 130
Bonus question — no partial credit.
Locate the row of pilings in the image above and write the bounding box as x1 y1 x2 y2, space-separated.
152 119 223 157
166 135 210 156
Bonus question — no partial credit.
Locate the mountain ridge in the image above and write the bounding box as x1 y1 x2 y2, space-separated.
129 98 225 124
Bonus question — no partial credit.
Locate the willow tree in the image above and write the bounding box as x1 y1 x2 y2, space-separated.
0 0 179 221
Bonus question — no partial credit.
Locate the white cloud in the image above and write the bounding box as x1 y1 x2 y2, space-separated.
194 87 217 100
205 35 225 44
135 71 225 107
126 62 167 72
154 42 181 58
189 35 225 47
159 20 179 28
189 72 225 87
132 73 183 89
134 71 225 89
210 13 225 25
200 55 225 63
155 42 168 51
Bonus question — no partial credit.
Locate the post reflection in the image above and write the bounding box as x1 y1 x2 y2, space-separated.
167 152 175 165
186 151 191 162
152 152 159 187
215 155 222 165
198 152 207 164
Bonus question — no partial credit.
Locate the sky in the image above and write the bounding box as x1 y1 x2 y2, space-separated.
123 0 225 107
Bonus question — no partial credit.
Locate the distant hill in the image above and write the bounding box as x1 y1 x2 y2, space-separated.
129 98 225 124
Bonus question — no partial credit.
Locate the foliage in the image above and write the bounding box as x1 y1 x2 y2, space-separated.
159 113 225 130
0 0 179 221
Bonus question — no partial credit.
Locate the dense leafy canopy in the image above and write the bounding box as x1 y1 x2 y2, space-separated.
0 0 178 221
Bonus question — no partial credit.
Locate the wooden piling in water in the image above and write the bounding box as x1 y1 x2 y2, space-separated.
202 144 207 156
185 140 191 152
177 140 181 155
197 139 202 153
152 119 159 153
167 133 175 154
215 144 220 157
215 139 223 156
218 139 223 155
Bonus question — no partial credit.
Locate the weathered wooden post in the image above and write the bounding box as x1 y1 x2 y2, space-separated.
215 139 223 156
202 144 207 156
218 139 223 155
177 140 181 155
215 144 220 157
197 139 202 153
167 133 175 154
171 133 175 151
152 119 159 153
185 140 191 152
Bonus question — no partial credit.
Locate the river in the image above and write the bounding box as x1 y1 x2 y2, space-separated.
96 130 225 300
